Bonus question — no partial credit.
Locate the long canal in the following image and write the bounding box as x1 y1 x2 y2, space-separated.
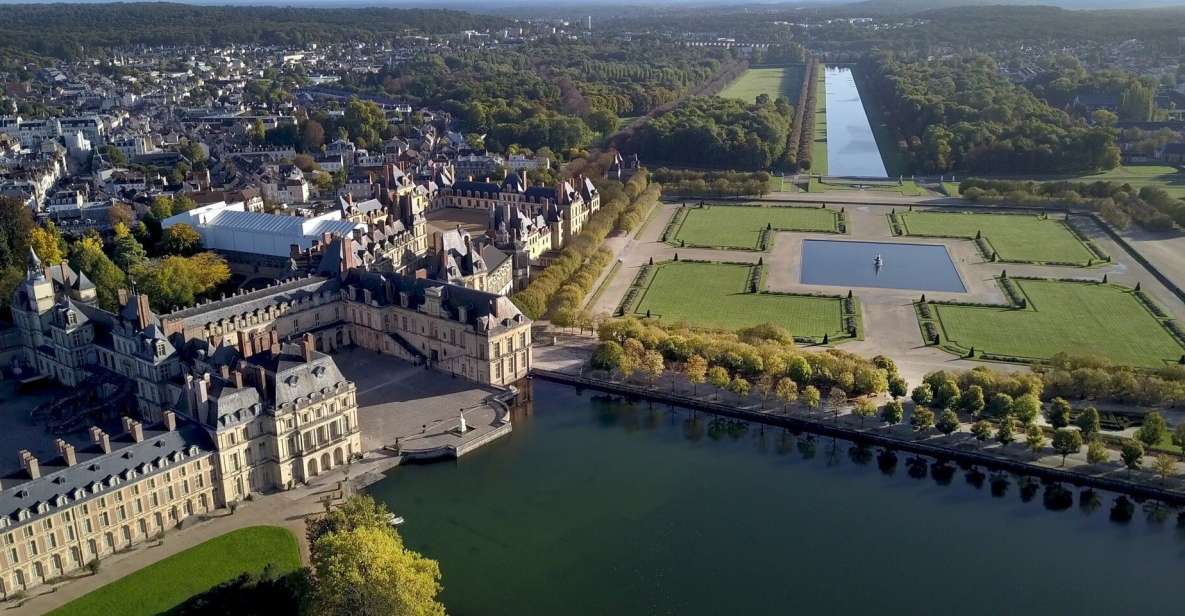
825 66 889 178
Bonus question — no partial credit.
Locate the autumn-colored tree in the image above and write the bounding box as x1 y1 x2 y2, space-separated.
162 223 203 255
684 355 708 395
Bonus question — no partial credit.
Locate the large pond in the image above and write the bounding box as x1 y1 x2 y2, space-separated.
800 239 966 292
825 66 888 178
369 381 1182 615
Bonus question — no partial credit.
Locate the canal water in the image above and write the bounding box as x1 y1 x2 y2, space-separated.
825 66 888 178
368 381 1182 615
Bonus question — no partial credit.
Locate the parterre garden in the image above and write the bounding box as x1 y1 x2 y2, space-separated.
620 260 858 343
49 526 301 616
719 66 805 104
663 203 841 250
895 210 1104 266
917 277 1185 369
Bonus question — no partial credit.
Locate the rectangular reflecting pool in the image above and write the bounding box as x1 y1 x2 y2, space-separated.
801 239 966 292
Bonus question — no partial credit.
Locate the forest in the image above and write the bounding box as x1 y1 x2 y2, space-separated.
625 96 794 171
0 3 507 60
861 52 1120 175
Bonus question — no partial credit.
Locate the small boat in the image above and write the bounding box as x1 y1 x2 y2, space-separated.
386 513 405 527
873 254 884 267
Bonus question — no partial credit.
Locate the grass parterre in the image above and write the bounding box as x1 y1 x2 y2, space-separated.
629 261 855 341
49 526 301 616
719 66 805 104
898 211 1100 265
926 278 1185 368
669 203 840 250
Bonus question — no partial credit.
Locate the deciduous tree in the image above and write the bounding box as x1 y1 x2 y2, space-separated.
1051 428 1083 466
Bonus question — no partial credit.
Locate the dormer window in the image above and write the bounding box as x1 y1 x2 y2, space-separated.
156 342 166 357
66 311 76 326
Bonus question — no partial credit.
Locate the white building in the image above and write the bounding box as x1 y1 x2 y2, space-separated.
162 201 361 258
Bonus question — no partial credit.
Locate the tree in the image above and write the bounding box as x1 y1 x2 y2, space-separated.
1051 428 1083 466
707 366 730 400
131 252 230 311
1025 425 1046 458
853 399 877 426
728 376 751 401
910 384 932 408
1047 397 1072 429
586 109 619 134
911 407 935 432
69 236 126 310
1075 406 1101 438
684 355 707 394
960 384 985 417
301 119 326 152
312 525 444 616
307 494 393 545
641 350 664 385
936 409 960 436
162 223 203 255
774 377 798 410
1136 412 1168 449
996 417 1015 446
591 341 624 372
971 420 993 447
249 118 267 144
888 376 908 399
29 222 65 265
1121 439 1145 473
801 385 820 414
931 379 960 410
108 202 133 228
987 392 1013 419
112 231 148 272
827 387 847 422
881 399 904 425
1086 438 1108 464
1011 394 1041 426
101 144 127 166
150 195 174 220
1152 454 1176 484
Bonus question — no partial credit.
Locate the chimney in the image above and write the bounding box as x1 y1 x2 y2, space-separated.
18 450 39 480
117 288 130 307
89 427 111 454
232 369 244 389
219 364 230 380
55 439 77 467
163 410 177 432
301 333 315 362
136 293 152 330
237 330 254 359
251 364 269 399
122 416 144 443
353 228 364 243
196 374 209 409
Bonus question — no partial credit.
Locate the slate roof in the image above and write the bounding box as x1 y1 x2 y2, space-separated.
0 421 214 527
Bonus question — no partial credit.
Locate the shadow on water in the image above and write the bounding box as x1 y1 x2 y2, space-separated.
584 391 1182 527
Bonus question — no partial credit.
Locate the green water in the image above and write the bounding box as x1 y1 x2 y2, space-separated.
368 381 1184 615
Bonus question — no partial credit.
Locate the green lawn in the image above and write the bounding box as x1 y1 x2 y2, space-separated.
899 211 1096 265
930 279 1185 368
810 66 828 176
49 526 300 616
1064 165 1185 198
632 261 850 339
672 204 838 249
809 177 930 196
719 67 804 104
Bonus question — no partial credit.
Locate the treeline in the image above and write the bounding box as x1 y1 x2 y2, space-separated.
790 62 820 171
626 96 793 171
510 169 655 321
1040 353 1185 409
1027 59 1159 122
0 3 506 59
594 317 892 399
652 168 771 198
959 178 1185 231
861 52 1120 175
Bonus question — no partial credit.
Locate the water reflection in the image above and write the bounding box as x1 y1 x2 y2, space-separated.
581 392 1183 525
